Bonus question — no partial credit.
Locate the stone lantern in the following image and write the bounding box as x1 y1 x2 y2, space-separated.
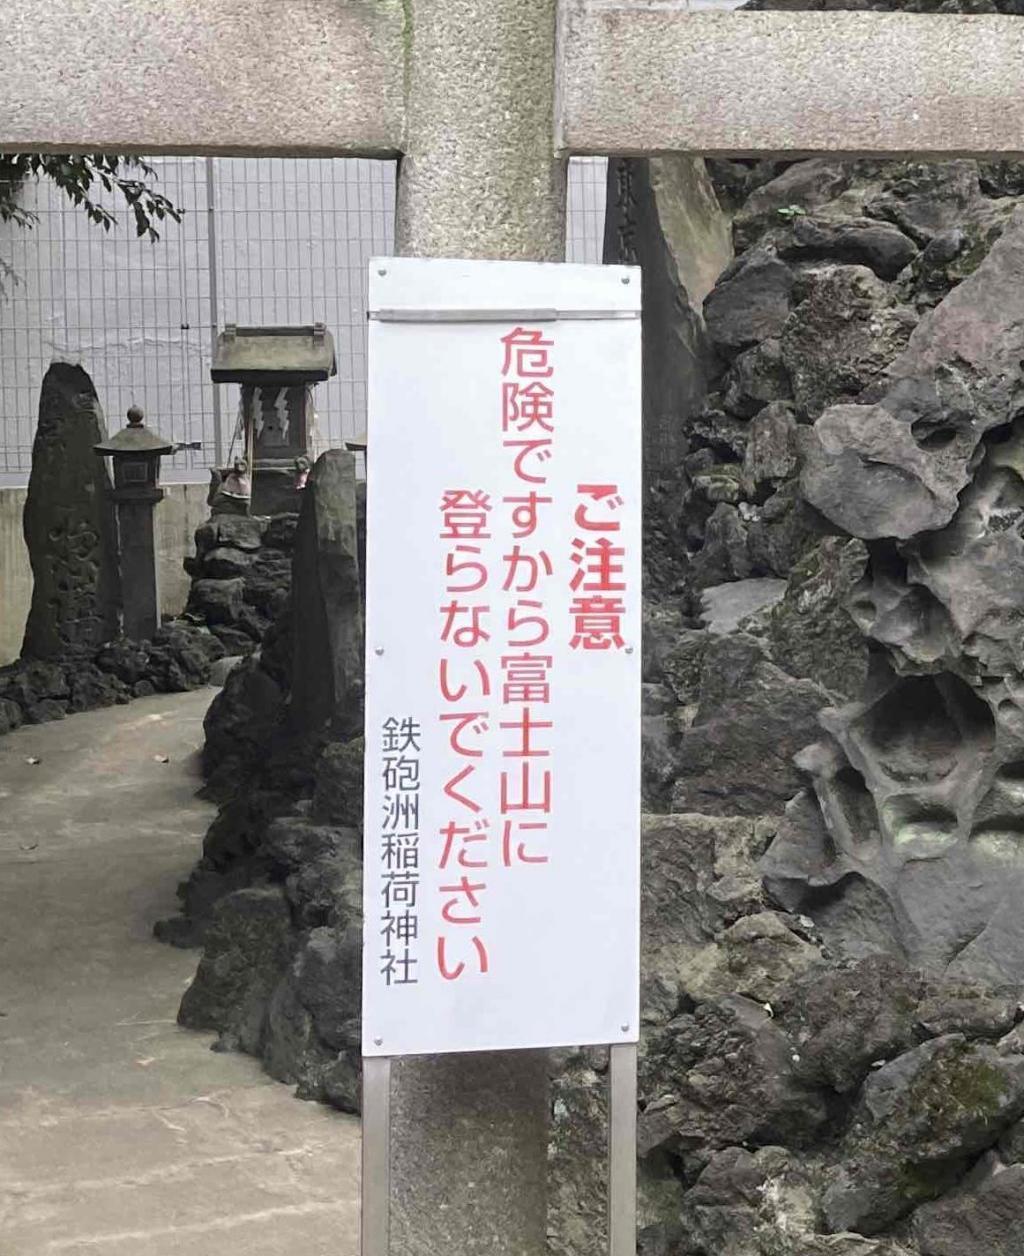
94 405 174 641
211 322 336 516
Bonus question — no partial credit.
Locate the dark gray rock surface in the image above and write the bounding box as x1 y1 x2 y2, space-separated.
21 362 120 658
913 1162 1024 1255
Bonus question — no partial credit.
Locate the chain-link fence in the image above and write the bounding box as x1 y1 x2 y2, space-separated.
0 156 608 485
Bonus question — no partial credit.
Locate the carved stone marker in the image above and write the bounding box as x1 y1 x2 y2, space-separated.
289 448 362 734
21 363 120 659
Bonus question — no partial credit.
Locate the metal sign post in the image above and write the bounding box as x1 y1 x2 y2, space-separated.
609 1043 638 1256
361 1057 392 1255
361 257 642 1254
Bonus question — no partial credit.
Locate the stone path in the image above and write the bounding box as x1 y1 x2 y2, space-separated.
0 690 360 1255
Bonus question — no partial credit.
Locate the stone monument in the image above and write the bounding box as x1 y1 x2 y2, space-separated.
289 448 363 734
21 362 120 660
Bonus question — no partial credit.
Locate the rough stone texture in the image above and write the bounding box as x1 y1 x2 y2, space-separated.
178 885 295 1054
558 8 1024 158
639 994 830 1156
913 1161 1024 1255
641 813 779 1016
1 481 208 669
763 536 870 699
669 634 835 816
289 450 362 735
602 67 1024 1249
822 1036 1024 1233
781 265 916 421
0 622 224 737
183 510 290 656
161 445 369 1137
2 0 406 154
699 577 786 635
21 363 120 659
397 0 563 266
604 157 720 475
801 209 1024 539
705 250 796 357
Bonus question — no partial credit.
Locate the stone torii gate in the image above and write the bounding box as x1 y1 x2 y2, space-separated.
5 1 1024 1251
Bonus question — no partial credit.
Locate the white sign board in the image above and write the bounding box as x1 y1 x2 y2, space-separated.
362 258 641 1057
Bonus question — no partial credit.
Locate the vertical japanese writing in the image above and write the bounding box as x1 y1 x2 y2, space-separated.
437 488 493 981
500 327 554 874
379 715 422 986
569 483 627 651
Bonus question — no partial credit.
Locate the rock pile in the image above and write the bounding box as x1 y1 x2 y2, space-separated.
156 452 365 1111
165 32 1024 1251
183 512 297 658
569 16 1024 1245
0 623 226 735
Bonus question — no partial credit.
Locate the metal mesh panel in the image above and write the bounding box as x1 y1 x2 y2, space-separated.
567 157 608 265
212 156 396 468
0 156 607 485
0 158 212 481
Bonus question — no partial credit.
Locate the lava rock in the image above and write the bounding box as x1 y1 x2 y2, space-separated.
657 629 709 707
689 503 753 589
670 635 833 816
291 926 362 1053
913 1161 1024 1255
780 265 916 421
639 995 829 1155
724 338 793 418
803 207 1024 539
915 994 1019 1042
202 656 285 781
23 698 68 724
773 957 925 1093
699 578 787 635
194 514 267 555
146 624 223 692
312 737 365 828
0 698 23 734
0 659 69 706
201 545 257 579
704 251 795 357
178 885 294 1054
188 577 246 625
764 537 870 699
641 812 774 1015
68 664 125 711
95 639 151 685
742 402 800 496
822 1035 1024 1234
778 216 918 281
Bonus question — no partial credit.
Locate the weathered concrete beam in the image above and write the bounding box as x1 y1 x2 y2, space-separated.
558 6 1024 159
0 0 406 156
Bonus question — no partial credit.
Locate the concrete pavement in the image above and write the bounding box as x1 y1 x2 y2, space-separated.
0 690 360 1255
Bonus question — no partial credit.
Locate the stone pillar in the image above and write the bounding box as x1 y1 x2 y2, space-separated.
604 157 731 479
21 363 120 659
385 3 563 1252
290 449 363 735
116 492 162 641
395 0 565 261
